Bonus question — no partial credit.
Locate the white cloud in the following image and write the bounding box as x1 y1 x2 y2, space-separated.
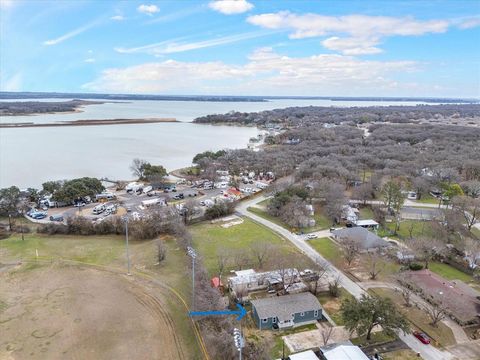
43 20 99 46
456 16 480 29
84 49 418 95
247 12 451 55
115 31 271 55
84 58 95 63
137 4 160 16
209 0 253 15
0 0 15 8
111 15 125 21
322 37 382 55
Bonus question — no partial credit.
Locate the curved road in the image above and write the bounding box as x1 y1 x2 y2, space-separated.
237 195 456 360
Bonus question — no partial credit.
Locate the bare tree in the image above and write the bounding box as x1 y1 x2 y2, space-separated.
367 251 386 280
452 196 480 231
425 302 448 327
156 240 167 264
251 241 272 269
324 182 346 225
353 183 374 205
216 249 230 279
320 326 334 346
232 249 250 270
401 287 414 307
130 158 147 179
463 237 480 269
308 259 330 295
339 237 359 267
406 237 445 269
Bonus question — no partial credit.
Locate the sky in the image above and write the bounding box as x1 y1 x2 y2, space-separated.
0 0 479 97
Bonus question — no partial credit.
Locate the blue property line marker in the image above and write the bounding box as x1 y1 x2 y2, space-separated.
189 303 247 321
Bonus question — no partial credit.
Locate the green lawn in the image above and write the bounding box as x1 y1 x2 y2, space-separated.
358 207 374 220
370 288 456 347
412 195 441 205
247 206 330 233
308 237 342 264
386 220 435 239
0 233 133 265
428 262 474 283
190 217 309 276
351 331 397 347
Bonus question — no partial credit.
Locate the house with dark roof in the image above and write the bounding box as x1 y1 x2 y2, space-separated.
332 227 390 251
251 293 323 330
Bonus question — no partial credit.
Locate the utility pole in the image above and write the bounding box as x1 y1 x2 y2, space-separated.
124 216 131 275
233 327 244 360
187 246 197 311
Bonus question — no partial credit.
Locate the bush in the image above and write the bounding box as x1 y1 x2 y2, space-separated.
409 263 424 271
204 202 236 220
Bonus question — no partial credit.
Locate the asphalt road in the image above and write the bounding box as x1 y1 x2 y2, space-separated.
237 195 456 360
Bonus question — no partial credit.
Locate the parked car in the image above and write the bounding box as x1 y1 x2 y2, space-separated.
413 331 430 344
31 211 47 219
50 214 64 222
306 234 318 239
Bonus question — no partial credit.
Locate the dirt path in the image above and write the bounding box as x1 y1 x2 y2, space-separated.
0 264 188 360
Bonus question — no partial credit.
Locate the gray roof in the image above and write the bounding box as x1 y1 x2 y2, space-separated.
332 227 389 250
251 293 322 321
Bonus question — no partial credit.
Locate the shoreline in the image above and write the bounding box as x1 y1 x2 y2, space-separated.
0 118 178 128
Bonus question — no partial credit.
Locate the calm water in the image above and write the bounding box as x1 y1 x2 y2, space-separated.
1 99 431 188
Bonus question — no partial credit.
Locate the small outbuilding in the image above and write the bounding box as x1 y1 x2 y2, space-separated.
320 341 369 360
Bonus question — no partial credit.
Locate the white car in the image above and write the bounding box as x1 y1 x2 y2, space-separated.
306 234 318 239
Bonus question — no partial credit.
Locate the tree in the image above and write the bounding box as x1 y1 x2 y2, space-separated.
367 251 386 280
0 186 21 217
341 294 410 340
401 288 413 308
425 302 448 327
382 180 405 233
353 183 374 205
216 249 230 279
451 196 479 231
51 177 104 203
324 183 345 225
328 277 341 297
320 325 334 346
406 237 445 269
143 163 168 183
442 183 464 204
412 176 430 200
156 240 167 264
130 158 147 179
462 237 480 269
339 237 359 267
251 241 272 269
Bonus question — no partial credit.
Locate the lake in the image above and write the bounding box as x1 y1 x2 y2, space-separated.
0 98 431 188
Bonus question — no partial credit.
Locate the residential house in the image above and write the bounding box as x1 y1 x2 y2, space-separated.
228 268 301 299
332 227 390 251
251 292 323 330
353 219 379 230
287 350 320 360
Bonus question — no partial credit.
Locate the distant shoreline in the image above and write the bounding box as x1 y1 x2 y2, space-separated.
0 118 178 128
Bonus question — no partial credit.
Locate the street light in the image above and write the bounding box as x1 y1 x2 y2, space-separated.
233 327 245 360
187 246 197 311
123 215 131 275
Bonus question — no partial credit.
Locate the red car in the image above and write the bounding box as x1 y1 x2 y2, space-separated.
413 331 431 344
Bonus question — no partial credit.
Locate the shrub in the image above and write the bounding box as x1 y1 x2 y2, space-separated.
409 263 423 271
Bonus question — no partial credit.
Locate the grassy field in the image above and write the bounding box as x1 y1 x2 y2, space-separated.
412 195 441 205
472 227 480 239
247 204 331 233
370 288 456 347
190 217 309 275
428 262 475 283
0 233 203 359
351 331 397 346
308 237 342 264
385 219 436 239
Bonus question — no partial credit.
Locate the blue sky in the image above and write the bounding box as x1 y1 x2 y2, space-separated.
1 0 479 97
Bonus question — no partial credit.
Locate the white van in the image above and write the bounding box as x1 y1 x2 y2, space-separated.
143 185 153 194
92 204 105 215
